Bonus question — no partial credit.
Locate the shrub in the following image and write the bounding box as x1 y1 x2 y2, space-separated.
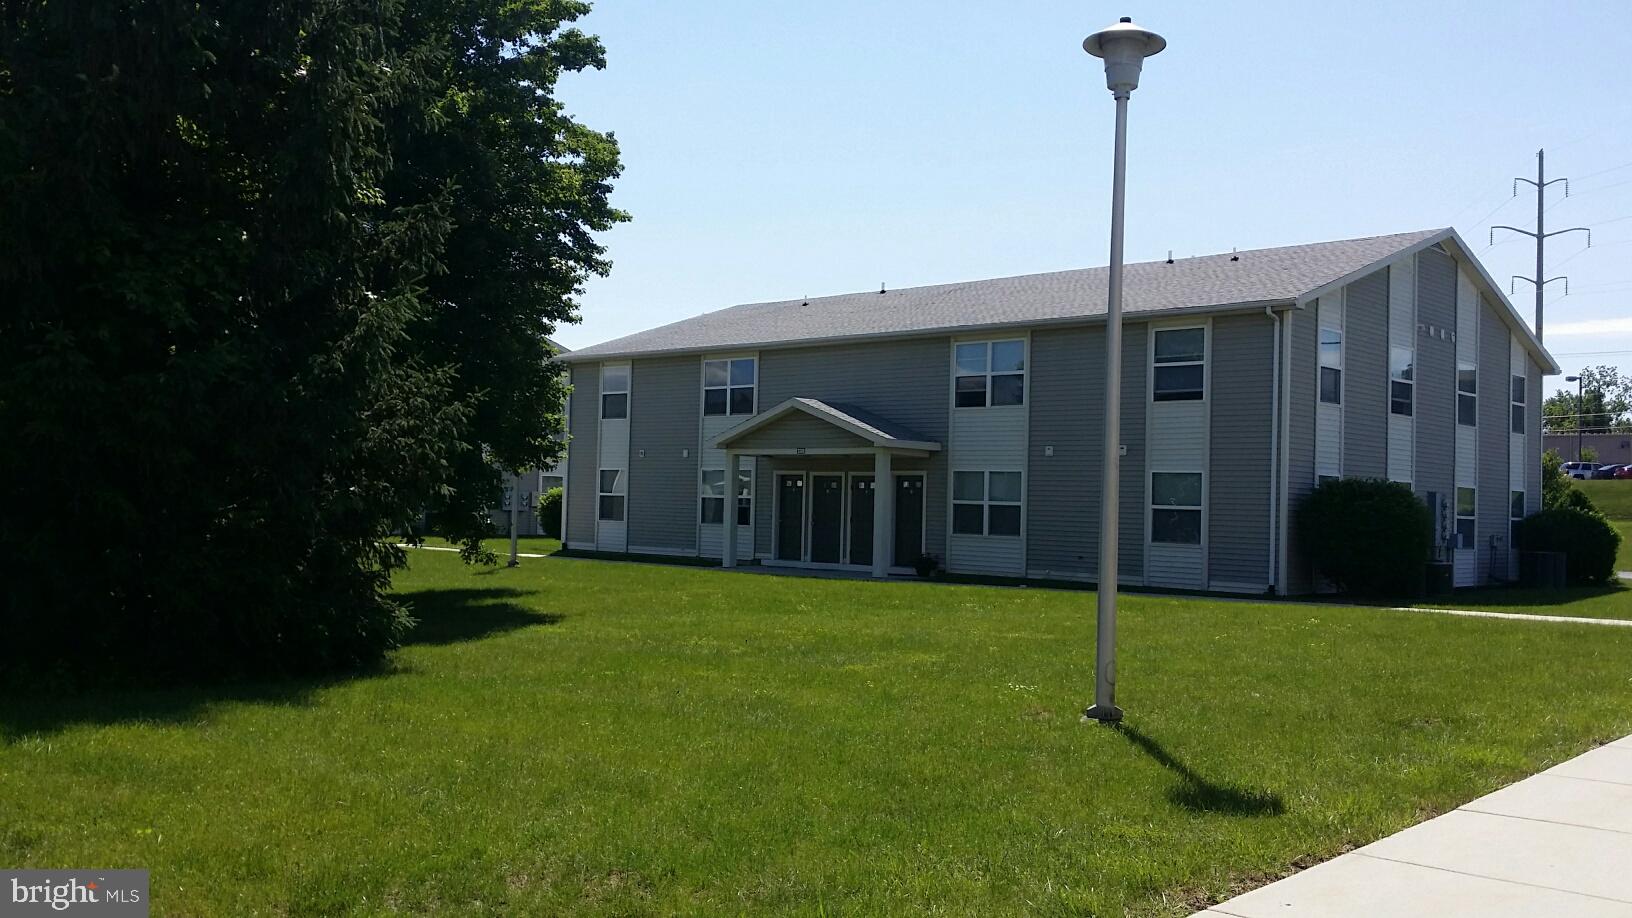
1514 508 1622 585
1296 478 1433 598
539 487 564 539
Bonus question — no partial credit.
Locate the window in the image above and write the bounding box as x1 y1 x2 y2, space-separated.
954 340 1025 408
703 358 756 416
601 365 629 419
1389 346 1414 416
1153 328 1205 401
1455 486 1475 549
598 469 625 522
1457 365 1477 427
1319 327 1342 405
952 471 1022 536
1510 374 1526 434
1150 472 1203 544
700 468 752 526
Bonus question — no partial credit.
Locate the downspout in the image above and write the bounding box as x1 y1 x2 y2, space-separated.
1264 306 1282 593
1278 305 1295 596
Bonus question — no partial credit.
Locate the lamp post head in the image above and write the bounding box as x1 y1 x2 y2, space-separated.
1567 375 1581 382
1083 17 1166 95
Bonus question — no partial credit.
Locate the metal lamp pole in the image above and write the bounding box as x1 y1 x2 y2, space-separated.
1566 374 1583 462
1082 17 1165 724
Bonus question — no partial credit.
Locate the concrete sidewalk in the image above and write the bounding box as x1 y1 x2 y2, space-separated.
1198 735 1632 917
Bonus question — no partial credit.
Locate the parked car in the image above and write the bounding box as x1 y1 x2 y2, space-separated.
1616 465 1632 480
1562 461 1601 480
1595 464 1624 479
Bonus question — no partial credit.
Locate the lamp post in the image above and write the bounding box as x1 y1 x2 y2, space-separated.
1566 374 1584 462
1082 17 1165 724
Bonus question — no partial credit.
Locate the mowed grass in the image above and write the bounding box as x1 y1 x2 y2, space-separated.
1578 479 1632 571
414 534 562 555
1418 583 1632 619
7 556 1632 916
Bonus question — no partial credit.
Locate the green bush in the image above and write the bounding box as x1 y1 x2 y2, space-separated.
539 487 564 540
1296 478 1433 598
1514 508 1622 585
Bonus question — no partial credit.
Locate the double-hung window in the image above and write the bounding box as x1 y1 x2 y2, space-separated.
1510 374 1526 434
601 365 629 419
954 340 1025 408
1152 328 1205 401
951 471 1022 536
1150 472 1203 544
1319 328 1342 405
703 358 756 416
1457 365 1477 426
1455 487 1476 549
700 468 753 526
1389 347 1414 416
1510 490 1525 550
598 469 625 522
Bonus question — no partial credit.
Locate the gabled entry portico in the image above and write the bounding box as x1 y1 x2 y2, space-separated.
709 398 942 578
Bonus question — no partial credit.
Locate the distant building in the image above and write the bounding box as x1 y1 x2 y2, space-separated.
1543 432 1632 465
558 228 1555 593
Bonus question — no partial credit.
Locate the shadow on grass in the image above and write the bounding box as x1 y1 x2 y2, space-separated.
399 587 563 645
1423 582 1628 610
0 587 560 741
1115 724 1286 817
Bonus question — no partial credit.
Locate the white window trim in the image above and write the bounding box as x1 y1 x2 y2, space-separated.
1151 325 1208 402
1455 486 1476 550
951 470 1023 538
702 356 757 417
1457 363 1478 427
952 339 1027 409
700 467 753 527
1149 471 1205 546
597 468 625 522
1318 326 1343 406
600 363 630 420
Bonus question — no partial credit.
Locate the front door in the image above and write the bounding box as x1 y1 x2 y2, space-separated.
810 474 844 563
776 475 805 561
894 474 925 567
849 475 875 566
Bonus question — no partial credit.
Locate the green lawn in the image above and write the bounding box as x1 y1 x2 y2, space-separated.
8 556 1632 915
1417 582 1632 619
1576 479 1632 571
414 534 562 555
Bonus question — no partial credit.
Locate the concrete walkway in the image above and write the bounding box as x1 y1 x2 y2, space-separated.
1197 735 1632 917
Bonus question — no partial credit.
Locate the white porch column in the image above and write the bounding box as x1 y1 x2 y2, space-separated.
872 448 893 578
723 451 740 569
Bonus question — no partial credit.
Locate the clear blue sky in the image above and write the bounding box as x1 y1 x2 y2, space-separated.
554 1 1632 393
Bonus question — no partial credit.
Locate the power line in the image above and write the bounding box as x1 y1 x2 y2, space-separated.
1574 159 1632 182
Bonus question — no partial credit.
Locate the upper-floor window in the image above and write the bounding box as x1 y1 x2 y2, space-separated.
951 470 1022 535
1510 374 1526 434
1389 346 1414 417
1457 365 1477 426
601 365 629 420
1152 328 1205 401
704 358 756 416
1319 327 1342 405
954 340 1025 408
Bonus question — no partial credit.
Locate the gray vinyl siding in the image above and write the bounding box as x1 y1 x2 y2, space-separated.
1413 248 1456 507
1207 313 1274 588
751 337 950 558
729 411 872 452
1343 268 1389 479
1526 360 1542 516
628 356 700 552
1118 323 1147 581
1477 297 1509 583
566 363 599 547
1026 326 1097 577
1285 308 1317 594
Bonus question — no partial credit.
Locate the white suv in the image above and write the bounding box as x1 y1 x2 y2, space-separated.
1562 461 1601 480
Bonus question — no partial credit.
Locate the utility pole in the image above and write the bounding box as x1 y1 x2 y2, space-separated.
1492 149 1589 343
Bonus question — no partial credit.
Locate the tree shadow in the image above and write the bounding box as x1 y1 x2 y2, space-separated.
0 587 560 741
1114 724 1286 817
1422 583 1627 610
399 587 563 646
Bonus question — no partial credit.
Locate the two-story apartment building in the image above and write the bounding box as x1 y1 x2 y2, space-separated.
558 228 1557 594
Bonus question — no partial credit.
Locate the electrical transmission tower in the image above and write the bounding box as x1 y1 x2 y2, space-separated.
1491 148 1590 342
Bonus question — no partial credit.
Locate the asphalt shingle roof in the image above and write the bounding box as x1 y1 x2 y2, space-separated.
566 229 1446 361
